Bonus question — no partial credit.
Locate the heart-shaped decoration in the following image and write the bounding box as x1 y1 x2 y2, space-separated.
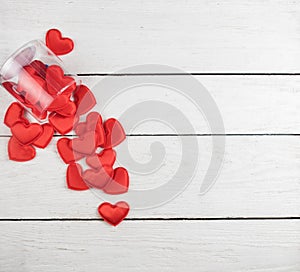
55 101 77 117
33 124 54 148
98 201 130 226
86 149 116 169
83 166 113 189
46 65 76 95
49 112 78 135
4 102 28 128
57 138 85 164
46 29 74 56
47 95 69 111
70 131 97 155
103 118 126 148
8 136 36 162
74 122 87 136
66 163 89 191
11 121 43 145
73 85 96 115
103 167 129 195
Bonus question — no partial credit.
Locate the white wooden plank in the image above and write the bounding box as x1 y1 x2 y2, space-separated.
0 220 299 272
0 136 299 219
1 0 300 73
1 75 300 135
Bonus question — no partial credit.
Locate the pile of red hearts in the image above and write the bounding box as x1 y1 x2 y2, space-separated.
2 29 130 226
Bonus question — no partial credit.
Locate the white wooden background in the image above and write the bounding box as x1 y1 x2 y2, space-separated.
1 0 300 271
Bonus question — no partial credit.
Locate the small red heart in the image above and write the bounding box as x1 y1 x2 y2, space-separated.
74 112 105 146
73 85 96 115
86 149 116 169
49 112 78 135
74 122 87 136
46 65 76 95
57 138 84 164
70 131 97 155
98 201 130 226
47 95 69 111
55 101 77 117
8 136 36 162
66 163 89 191
33 124 54 148
4 102 28 128
83 166 113 189
103 118 126 148
46 29 74 56
103 167 129 195
11 121 43 145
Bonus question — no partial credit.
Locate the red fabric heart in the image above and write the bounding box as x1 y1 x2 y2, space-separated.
11 121 43 145
86 149 116 169
49 112 78 135
57 138 84 164
55 101 77 117
8 136 36 162
70 131 97 155
73 85 96 115
46 29 74 56
74 122 87 136
103 118 126 148
73 112 105 146
103 167 129 195
46 65 76 95
47 95 69 111
98 201 130 226
33 124 54 148
83 166 113 189
66 163 89 191
4 102 28 128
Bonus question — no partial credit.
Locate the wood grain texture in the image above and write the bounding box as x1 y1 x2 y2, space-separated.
1 75 300 135
0 220 299 272
0 136 299 219
1 0 300 73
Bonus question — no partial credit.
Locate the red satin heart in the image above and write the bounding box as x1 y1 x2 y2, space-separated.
66 163 89 191
103 167 129 195
86 149 116 169
55 101 77 117
46 29 74 56
11 121 43 145
73 112 105 146
103 118 126 148
74 122 87 136
8 136 36 162
33 124 54 148
70 130 97 155
46 65 76 95
49 112 78 135
83 166 113 189
47 95 69 111
27 60 47 78
57 138 84 164
4 102 28 128
73 85 96 115
98 201 130 226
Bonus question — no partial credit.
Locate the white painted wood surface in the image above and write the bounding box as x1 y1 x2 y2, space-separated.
0 0 299 271
1 0 300 73
0 221 299 272
0 136 299 218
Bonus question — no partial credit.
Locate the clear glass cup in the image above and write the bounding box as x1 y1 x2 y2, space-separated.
0 40 79 121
